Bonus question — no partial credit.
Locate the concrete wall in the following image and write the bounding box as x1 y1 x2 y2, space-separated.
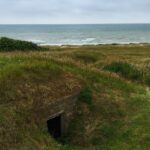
33 92 80 133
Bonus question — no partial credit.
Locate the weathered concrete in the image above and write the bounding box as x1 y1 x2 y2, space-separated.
33 91 80 134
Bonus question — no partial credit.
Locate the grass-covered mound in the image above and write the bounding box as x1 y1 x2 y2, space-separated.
0 37 39 51
0 57 81 149
0 44 150 150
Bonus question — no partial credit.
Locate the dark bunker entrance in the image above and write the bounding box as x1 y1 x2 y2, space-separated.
47 115 62 139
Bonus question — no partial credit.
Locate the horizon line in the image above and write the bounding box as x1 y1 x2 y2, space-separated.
0 23 150 25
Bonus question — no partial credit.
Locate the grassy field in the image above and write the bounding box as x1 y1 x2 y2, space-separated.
0 43 150 150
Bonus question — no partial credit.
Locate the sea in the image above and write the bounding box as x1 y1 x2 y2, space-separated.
0 24 150 45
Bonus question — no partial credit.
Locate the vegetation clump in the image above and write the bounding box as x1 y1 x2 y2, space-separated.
103 61 150 86
103 61 141 81
0 37 39 51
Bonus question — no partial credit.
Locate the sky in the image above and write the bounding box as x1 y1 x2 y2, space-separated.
0 0 150 24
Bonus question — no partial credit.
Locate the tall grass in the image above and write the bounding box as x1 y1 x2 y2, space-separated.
141 62 150 86
103 62 141 81
73 52 99 64
103 61 150 86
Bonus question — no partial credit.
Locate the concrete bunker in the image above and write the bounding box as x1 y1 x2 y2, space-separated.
38 92 80 140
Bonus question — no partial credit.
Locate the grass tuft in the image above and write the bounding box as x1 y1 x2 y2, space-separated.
103 62 141 81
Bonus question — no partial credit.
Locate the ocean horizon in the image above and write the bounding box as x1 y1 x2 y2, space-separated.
0 24 150 45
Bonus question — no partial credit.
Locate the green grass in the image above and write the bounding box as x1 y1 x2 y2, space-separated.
0 44 150 150
103 62 141 81
103 61 150 86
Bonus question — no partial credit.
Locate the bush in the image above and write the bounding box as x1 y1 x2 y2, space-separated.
0 37 39 51
103 62 141 81
78 87 93 105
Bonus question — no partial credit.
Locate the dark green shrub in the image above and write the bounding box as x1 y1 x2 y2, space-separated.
0 37 39 51
78 87 93 105
103 62 141 81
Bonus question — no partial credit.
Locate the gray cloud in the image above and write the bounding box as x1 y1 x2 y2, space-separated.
0 0 149 24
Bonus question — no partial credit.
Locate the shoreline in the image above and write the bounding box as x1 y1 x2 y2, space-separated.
40 42 150 47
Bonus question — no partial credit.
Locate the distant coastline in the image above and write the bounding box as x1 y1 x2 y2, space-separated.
39 42 150 47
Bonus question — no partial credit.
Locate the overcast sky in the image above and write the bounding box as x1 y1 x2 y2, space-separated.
0 0 150 24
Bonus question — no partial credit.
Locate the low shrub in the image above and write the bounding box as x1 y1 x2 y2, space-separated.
103 62 141 81
0 37 39 51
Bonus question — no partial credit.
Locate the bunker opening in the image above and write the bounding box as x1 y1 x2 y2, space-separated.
47 114 62 139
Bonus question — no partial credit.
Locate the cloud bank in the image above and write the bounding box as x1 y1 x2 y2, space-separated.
0 0 149 24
